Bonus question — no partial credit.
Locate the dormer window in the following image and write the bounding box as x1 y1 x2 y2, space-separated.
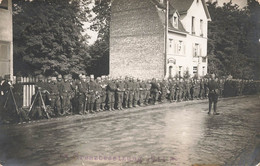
192 16 195 34
0 0 8 10
173 16 178 28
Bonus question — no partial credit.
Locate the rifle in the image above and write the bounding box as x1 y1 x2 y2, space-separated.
3 91 10 109
9 87 20 116
28 89 50 119
39 90 50 119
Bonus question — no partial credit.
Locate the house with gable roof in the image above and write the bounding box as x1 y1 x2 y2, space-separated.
109 0 211 79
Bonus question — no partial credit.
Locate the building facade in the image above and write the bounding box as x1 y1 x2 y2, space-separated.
110 0 211 79
0 0 13 78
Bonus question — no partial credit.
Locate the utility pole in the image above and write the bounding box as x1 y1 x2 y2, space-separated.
165 0 169 78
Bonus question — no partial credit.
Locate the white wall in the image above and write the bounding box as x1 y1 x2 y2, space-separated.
0 0 13 79
167 0 209 78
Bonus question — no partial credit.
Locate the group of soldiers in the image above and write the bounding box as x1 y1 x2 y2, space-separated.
0 73 225 123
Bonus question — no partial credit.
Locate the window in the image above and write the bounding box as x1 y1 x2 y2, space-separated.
193 66 198 74
192 16 195 34
173 16 178 28
179 66 182 76
202 66 205 76
200 19 203 36
202 57 207 63
193 43 200 57
177 40 183 55
168 39 174 54
0 0 8 10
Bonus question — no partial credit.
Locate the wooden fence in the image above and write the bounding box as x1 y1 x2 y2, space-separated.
20 77 37 108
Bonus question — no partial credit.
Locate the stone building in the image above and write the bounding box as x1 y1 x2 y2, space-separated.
0 0 13 78
110 0 211 79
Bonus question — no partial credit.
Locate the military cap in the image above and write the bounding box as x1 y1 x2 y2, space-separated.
37 74 44 79
97 77 101 81
90 74 94 79
57 74 62 79
51 77 57 81
47 76 52 81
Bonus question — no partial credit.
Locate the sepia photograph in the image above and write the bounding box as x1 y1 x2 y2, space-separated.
0 0 260 165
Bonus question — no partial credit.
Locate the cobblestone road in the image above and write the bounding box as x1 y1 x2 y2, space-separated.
0 96 260 166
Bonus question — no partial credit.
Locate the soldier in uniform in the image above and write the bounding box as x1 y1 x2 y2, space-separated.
1 75 13 122
133 78 140 107
69 74 78 114
159 78 168 103
127 77 134 108
77 75 88 114
107 77 116 111
204 78 209 99
87 75 97 113
218 78 224 98
95 77 103 111
144 79 151 105
57 74 65 115
139 79 146 106
49 77 62 116
175 78 180 101
61 75 73 115
194 79 200 100
207 73 219 115
168 78 175 102
183 79 189 101
100 76 108 111
150 78 160 104
178 78 184 101
123 77 130 108
116 77 125 110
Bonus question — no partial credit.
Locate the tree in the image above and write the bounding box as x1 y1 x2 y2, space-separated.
88 0 111 77
207 1 260 79
13 0 92 76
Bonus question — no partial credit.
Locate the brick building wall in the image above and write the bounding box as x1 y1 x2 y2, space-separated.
110 0 165 79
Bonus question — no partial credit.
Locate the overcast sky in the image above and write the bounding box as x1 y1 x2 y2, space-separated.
214 0 247 8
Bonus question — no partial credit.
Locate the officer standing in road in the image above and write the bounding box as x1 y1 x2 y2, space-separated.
207 73 220 115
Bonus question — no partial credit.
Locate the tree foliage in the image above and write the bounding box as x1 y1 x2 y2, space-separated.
87 0 111 77
13 0 92 77
207 0 260 79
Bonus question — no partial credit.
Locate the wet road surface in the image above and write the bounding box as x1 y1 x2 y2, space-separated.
0 96 260 166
